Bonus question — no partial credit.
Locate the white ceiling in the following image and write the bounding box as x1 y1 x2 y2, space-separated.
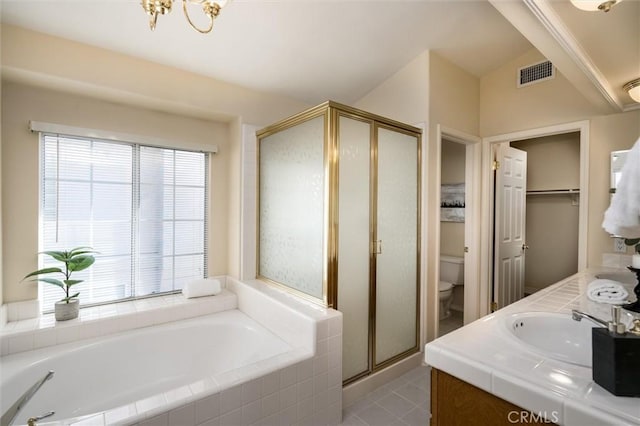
1 0 638 109
0 0 534 105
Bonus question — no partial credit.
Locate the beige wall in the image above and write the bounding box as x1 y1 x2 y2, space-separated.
1 25 310 126
511 134 580 292
429 53 480 137
429 53 480 336
480 47 640 268
589 111 640 264
354 51 429 124
523 195 579 292
480 49 595 136
512 133 580 191
1 25 313 304
440 139 465 258
2 82 230 302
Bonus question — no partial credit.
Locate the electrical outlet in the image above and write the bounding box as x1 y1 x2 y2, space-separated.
613 238 627 253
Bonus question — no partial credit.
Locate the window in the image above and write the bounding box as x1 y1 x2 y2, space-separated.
40 133 208 312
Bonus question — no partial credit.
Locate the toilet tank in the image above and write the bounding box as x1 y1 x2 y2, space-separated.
440 255 464 285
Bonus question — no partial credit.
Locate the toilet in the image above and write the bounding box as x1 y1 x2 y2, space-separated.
439 255 464 320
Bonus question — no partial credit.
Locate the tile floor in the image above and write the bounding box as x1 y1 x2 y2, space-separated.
341 365 431 426
438 310 463 336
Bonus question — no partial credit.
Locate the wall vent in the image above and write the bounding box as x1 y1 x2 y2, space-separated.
517 60 555 88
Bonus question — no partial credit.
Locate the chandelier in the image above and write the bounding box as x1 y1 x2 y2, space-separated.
141 0 231 33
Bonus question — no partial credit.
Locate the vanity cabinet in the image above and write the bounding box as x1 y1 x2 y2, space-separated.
430 369 558 426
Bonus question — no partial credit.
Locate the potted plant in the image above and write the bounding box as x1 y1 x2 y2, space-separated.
23 247 97 321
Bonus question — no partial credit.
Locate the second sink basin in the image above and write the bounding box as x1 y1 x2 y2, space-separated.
505 312 596 367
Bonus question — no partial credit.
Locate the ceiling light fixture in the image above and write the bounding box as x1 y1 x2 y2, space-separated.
623 78 640 103
141 0 230 33
569 0 623 12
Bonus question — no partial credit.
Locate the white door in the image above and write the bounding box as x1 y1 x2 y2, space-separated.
493 145 527 309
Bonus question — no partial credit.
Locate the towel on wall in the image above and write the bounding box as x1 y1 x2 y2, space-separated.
587 279 629 304
182 278 222 299
602 136 640 238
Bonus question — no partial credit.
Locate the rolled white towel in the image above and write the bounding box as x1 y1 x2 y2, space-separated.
587 279 629 304
182 278 222 299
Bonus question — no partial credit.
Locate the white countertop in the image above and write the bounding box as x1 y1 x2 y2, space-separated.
425 267 640 426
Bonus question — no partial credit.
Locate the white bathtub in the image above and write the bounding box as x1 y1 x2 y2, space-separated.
0 310 300 425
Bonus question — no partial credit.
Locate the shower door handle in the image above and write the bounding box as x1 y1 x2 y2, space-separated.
373 240 383 255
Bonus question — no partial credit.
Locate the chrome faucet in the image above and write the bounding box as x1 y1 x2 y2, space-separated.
571 309 608 328
1 370 55 426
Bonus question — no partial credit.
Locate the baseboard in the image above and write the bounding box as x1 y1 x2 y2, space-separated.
342 352 423 407
524 285 539 296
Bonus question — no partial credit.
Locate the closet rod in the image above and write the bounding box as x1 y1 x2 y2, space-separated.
526 189 580 196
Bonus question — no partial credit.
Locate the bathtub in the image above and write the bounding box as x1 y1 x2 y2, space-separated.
0 309 308 425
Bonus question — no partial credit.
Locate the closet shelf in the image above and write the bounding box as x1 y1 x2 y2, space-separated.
526 188 580 196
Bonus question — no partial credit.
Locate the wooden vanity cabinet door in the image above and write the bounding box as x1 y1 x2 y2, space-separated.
430 369 557 426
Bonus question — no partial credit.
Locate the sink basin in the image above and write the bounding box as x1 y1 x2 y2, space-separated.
595 271 637 285
505 312 595 367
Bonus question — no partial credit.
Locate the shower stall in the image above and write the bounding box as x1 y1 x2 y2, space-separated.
257 101 421 384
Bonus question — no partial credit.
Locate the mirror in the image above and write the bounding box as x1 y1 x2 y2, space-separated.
611 150 629 192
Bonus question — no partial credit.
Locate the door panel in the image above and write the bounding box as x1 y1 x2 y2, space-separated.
494 146 527 309
374 126 419 365
337 115 372 381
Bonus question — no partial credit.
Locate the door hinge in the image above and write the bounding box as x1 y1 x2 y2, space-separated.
491 301 498 312
492 160 501 171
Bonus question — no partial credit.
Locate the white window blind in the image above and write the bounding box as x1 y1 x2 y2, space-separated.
40 133 208 312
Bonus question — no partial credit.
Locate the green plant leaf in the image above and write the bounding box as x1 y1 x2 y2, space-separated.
37 277 65 288
68 255 95 272
68 247 96 256
40 250 71 262
21 267 63 281
61 293 80 303
63 279 83 286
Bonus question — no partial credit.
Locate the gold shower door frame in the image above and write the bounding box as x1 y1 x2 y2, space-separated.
256 101 422 385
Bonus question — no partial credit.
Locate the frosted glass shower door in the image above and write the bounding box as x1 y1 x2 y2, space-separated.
375 126 419 365
258 115 325 300
337 115 372 381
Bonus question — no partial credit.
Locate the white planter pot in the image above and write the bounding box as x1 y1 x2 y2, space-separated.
55 299 80 321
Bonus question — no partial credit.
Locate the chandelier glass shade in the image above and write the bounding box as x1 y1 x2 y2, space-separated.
141 0 230 33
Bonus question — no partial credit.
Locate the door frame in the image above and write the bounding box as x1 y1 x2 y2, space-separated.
480 121 589 316
435 125 482 333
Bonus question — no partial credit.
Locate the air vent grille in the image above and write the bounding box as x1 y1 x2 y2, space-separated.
517 60 555 87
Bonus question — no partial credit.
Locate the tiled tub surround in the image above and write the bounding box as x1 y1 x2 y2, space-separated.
425 267 640 426
0 277 343 426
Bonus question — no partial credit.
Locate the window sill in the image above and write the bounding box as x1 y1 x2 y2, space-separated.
0 278 236 357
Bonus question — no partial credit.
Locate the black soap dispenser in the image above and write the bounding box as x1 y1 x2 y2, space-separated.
592 305 640 397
